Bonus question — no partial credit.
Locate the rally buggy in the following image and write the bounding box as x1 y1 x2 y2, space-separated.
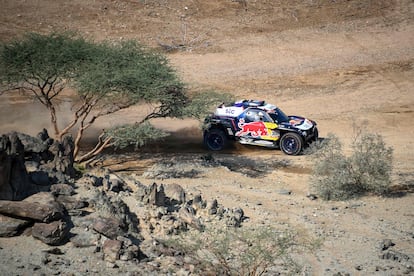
203 100 318 155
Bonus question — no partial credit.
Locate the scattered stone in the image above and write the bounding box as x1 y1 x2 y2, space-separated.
70 231 99 248
41 252 51 265
93 216 125 239
149 183 166 206
207 199 218 215
43 247 64 255
381 250 411 262
137 182 166 206
178 206 203 231
306 193 318 200
32 220 70 245
277 189 292 195
191 194 206 211
355 265 363 271
103 239 123 262
56 195 88 211
78 174 103 187
50 183 75 196
226 207 245 227
164 183 186 205
379 239 396 251
102 173 131 193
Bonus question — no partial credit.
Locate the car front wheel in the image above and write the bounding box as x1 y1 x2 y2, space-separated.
204 129 227 151
280 132 303 155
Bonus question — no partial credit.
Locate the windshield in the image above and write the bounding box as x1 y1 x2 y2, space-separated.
268 107 289 123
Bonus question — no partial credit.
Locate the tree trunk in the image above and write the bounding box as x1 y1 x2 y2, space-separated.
48 104 61 141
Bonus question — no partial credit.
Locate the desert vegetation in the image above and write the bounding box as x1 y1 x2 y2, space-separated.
308 131 393 200
0 33 231 164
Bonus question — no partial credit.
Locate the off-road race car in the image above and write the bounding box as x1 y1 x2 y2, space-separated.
203 100 318 155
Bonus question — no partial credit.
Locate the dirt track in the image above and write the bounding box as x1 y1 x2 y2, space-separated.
1 0 414 275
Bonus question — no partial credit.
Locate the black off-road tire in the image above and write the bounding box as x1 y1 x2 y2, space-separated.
204 129 228 151
280 132 303 155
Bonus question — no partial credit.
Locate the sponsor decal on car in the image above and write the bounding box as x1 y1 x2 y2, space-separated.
236 119 279 140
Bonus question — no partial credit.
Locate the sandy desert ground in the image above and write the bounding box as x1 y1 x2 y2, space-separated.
0 0 413 275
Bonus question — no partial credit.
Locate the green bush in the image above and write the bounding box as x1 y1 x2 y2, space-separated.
163 225 317 275
309 132 393 200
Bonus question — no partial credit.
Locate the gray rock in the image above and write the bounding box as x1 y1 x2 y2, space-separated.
0 133 37 200
277 189 292 195
32 220 70 245
78 174 103 187
379 239 395 251
164 183 186 205
50 183 75 196
381 250 411 262
0 214 31 237
56 195 87 211
207 199 218 215
137 182 166 206
70 231 99 248
178 206 203 231
49 135 76 178
103 239 123 262
0 193 64 223
93 216 125 239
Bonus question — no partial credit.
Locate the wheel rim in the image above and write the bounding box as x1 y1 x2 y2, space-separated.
207 133 224 150
282 136 299 154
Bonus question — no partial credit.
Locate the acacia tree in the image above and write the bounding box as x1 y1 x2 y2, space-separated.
0 32 94 139
0 32 231 163
72 40 189 162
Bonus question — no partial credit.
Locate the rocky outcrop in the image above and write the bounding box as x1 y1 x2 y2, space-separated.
0 133 36 200
0 130 75 200
0 131 247 274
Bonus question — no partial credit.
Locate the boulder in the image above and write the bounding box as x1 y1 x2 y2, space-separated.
32 220 70 245
0 133 37 200
103 239 123 263
0 214 31 237
0 192 64 223
90 190 139 234
93 216 125 239
164 183 186 205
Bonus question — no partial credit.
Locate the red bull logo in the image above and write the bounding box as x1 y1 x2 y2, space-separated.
236 118 269 137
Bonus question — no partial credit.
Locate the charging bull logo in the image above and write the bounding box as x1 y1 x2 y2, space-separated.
236 118 269 137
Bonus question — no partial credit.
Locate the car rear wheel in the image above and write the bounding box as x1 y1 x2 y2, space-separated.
204 129 227 151
280 132 303 155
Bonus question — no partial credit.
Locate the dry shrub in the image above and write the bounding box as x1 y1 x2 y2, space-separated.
163 225 317 275
309 132 393 200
